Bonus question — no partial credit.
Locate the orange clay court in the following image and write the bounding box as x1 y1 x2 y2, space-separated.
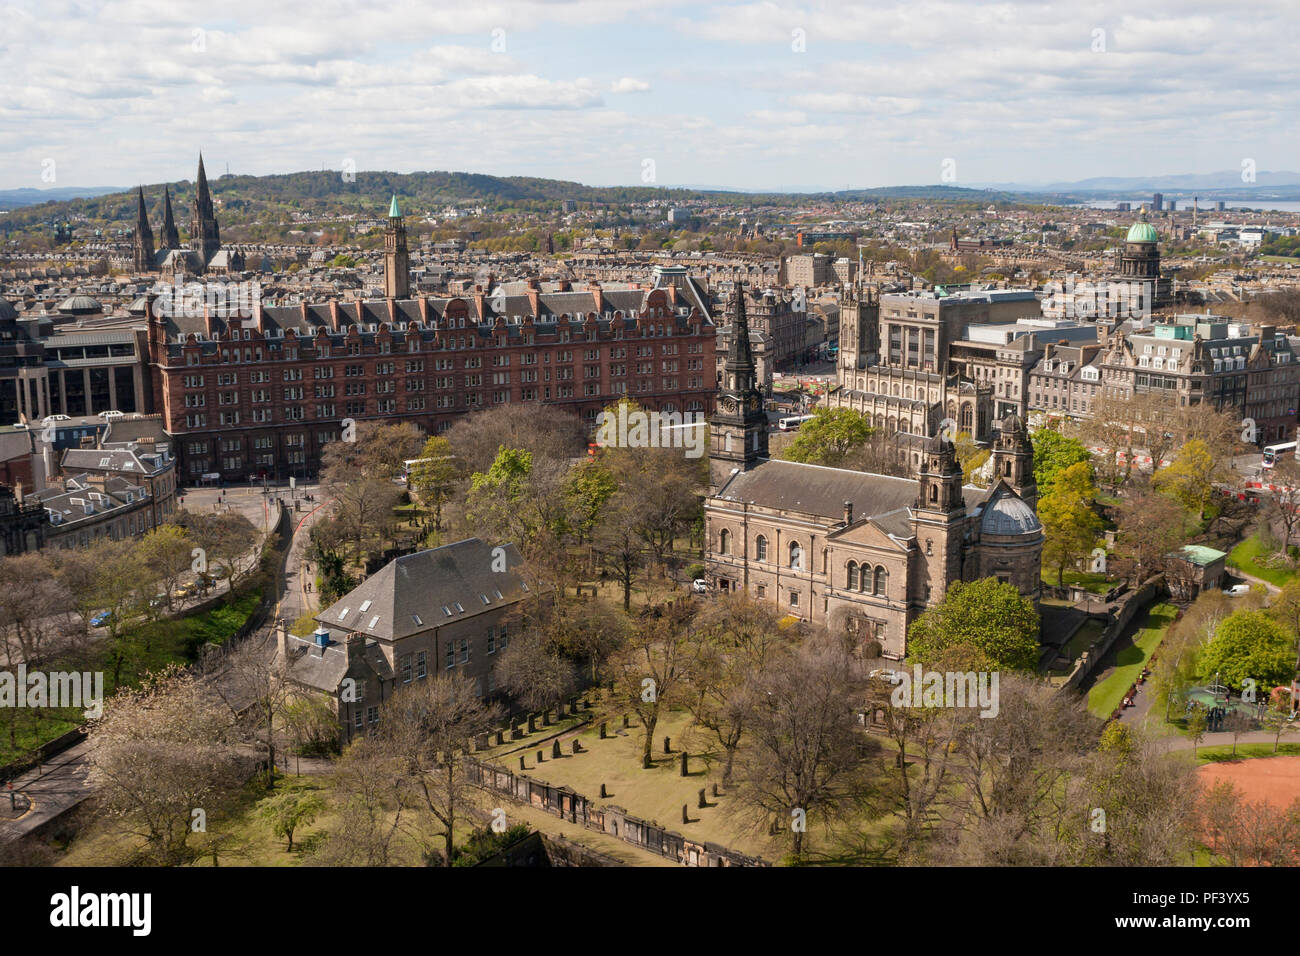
1198 755 1300 809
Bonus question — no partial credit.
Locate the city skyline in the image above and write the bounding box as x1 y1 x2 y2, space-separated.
3 0 1298 192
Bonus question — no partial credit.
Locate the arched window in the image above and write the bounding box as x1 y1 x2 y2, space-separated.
930 485 938 503
847 561 859 590
874 566 888 596
719 529 729 556
789 541 803 571
755 535 768 562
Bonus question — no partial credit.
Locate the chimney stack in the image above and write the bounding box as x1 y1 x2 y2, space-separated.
843 501 854 525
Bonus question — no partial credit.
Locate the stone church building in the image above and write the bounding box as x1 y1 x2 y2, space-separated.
703 288 1044 660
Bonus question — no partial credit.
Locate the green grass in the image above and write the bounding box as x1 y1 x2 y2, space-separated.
1087 603 1178 718
1042 570 1112 594
1227 535 1297 587
0 589 264 769
1193 742 1300 764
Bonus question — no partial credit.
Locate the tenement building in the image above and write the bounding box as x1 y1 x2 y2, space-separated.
145 202 717 484
827 287 1041 443
703 288 1043 659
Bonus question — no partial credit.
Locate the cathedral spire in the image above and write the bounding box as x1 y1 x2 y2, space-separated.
132 186 154 273
190 153 221 271
160 185 180 248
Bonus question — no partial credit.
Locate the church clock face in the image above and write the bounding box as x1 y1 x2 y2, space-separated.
719 396 737 413
747 395 760 411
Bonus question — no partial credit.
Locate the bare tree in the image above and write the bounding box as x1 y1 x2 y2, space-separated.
442 402 587 477
495 629 578 718
87 666 251 865
685 594 789 786
733 635 879 859
609 598 703 769
369 672 500 866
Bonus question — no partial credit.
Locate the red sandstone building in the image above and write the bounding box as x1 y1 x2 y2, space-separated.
145 202 717 483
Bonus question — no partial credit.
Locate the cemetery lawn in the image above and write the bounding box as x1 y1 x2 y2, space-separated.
1086 603 1178 719
54 773 485 867
482 706 783 860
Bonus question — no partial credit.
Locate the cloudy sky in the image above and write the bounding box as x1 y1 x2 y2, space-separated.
2 0 1297 191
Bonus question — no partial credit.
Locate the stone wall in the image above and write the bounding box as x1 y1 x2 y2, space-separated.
465 757 769 867
1061 575 1165 695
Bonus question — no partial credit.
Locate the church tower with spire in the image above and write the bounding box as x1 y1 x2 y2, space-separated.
132 187 155 273
384 194 410 299
189 154 221 271
709 284 769 490
160 185 180 249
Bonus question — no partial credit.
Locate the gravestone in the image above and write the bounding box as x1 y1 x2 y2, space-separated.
496 730 505 746
682 804 689 824
680 752 689 776
698 788 707 809
552 740 561 760
537 749 545 763
600 721 607 739
572 740 582 754
663 736 672 753
519 755 527 771
600 783 608 798
712 783 719 798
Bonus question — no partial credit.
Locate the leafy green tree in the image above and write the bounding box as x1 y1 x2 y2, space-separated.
1198 609 1295 692
1154 439 1223 520
781 407 873 466
407 435 458 530
1038 461 1103 587
907 578 1040 671
566 458 617 544
136 524 194 612
258 789 325 851
1031 429 1093 499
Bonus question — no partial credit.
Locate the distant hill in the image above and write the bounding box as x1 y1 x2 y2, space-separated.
973 170 1300 200
0 186 124 211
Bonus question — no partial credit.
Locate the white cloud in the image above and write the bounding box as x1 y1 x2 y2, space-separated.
610 77 650 93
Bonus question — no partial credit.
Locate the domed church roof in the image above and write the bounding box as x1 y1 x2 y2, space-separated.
1126 222 1158 244
980 490 1042 535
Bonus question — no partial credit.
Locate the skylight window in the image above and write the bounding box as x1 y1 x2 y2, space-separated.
338 607 350 621
412 614 423 626
368 615 380 629
359 600 372 613
481 594 491 605
493 589 503 600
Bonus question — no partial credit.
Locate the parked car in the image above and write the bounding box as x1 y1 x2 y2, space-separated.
173 583 198 599
869 668 904 685
89 611 111 627
691 579 709 593
149 594 167 609
1223 583 1252 597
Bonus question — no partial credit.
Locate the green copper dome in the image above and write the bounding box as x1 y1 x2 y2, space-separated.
1126 221 1158 243
388 194 402 218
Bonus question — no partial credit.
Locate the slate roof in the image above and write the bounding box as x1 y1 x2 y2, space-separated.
316 538 529 643
713 458 985 522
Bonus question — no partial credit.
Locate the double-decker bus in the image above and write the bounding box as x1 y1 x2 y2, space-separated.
1262 441 1297 469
